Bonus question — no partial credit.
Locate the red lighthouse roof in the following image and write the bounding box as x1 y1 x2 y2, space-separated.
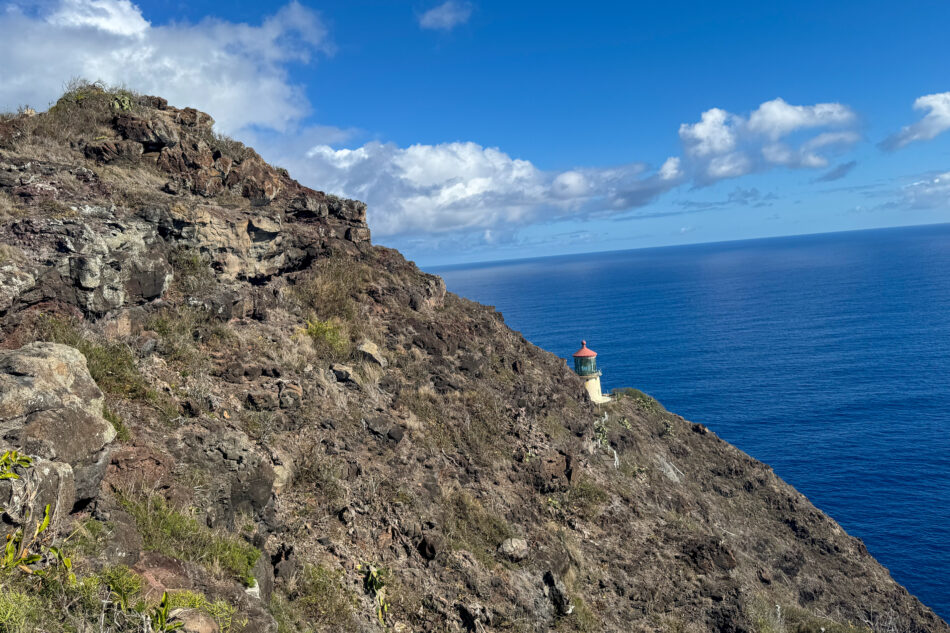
573 340 597 358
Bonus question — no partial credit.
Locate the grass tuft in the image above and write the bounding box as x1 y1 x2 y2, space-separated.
0 587 38 633
270 564 357 633
120 494 260 587
103 406 131 442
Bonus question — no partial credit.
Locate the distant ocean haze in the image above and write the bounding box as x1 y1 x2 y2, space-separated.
434 224 950 619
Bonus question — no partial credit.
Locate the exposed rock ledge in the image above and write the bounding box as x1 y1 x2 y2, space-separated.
0 342 115 530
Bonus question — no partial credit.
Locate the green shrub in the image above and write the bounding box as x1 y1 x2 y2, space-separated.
303 318 349 358
612 387 662 412
100 565 143 612
120 495 259 586
747 598 871 633
294 450 345 509
0 450 32 480
554 596 599 632
269 564 356 633
210 132 249 162
146 305 231 368
427 391 508 466
34 79 141 143
0 587 37 632
358 563 391 626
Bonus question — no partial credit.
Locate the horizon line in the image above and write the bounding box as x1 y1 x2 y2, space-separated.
424 221 950 271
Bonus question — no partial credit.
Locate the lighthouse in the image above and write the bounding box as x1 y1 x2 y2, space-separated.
572 340 611 404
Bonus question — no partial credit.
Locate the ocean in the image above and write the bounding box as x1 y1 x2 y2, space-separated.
432 224 950 619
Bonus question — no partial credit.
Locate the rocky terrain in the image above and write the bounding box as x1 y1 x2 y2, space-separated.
0 82 945 633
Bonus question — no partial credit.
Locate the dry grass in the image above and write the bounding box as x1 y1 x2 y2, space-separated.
290 258 370 323
425 390 509 465
270 564 357 632
0 190 25 220
0 244 22 266
32 79 139 144
746 597 872 633
441 491 513 566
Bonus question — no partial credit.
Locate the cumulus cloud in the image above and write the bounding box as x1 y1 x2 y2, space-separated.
0 0 330 133
286 141 682 237
881 92 950 151
418 1 473 30
286 98 865 240
679 98 859 184
747 99 855 139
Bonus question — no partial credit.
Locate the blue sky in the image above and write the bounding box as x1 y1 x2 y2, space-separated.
1 0 949 265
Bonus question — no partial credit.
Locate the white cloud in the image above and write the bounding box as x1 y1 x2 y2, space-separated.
0 0 330 133
282 97 864 240
881 92 950 150
658 156 682 180
679 98 860 184
48 0 149 36
418 1 473 30
747 98 855 139
898 172 950 209
287 141 682 237
679 108 738 157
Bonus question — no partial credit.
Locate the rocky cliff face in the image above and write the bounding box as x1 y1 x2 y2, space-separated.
0 84 945 633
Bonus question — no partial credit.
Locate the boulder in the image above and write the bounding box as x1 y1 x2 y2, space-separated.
169 609 218 633
172 429 275 527
345 226 371 243
0 456 74 537
327 197 366 222
84 140 144 163
251 552 275 602
498 537 529 562
115 113 180 151
356 340 388 367
330 364 354 383
0 343 116 503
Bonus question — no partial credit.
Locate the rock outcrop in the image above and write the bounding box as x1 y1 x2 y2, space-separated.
0 85 944 633
0 342 115 532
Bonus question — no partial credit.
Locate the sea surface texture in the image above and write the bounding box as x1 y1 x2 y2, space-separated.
434 224 950 619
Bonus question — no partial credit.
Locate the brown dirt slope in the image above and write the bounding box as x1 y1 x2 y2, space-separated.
0 82 945 633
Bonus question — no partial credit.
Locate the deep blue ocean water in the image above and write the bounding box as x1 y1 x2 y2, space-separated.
433 224 950 620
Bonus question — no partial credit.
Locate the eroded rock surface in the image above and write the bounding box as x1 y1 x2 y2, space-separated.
0 342 115 531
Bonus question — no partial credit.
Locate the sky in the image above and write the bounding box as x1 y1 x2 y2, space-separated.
1 0 948 265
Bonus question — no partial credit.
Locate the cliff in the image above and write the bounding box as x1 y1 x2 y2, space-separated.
0 83 944 633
